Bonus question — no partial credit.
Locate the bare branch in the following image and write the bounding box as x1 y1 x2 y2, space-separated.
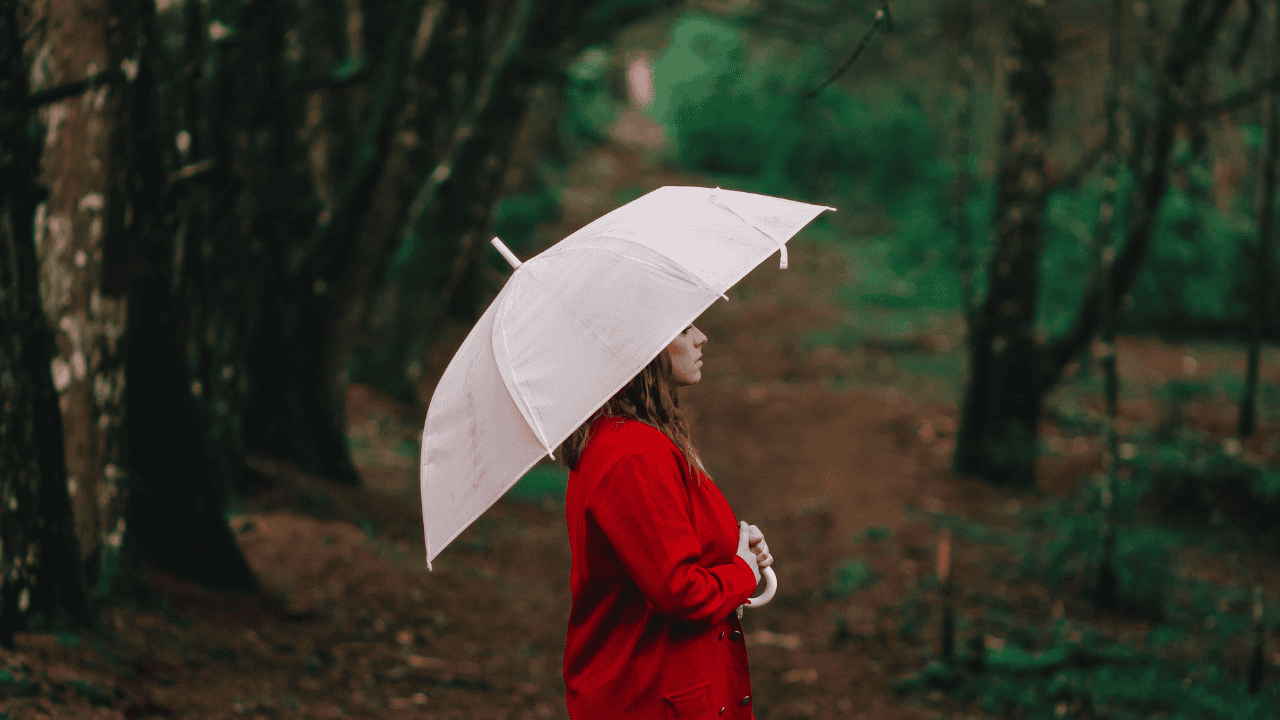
1229 0 1260 71
1182 69 1280 120
25 68 123 108
1037 0 1239 394
1047 130 1108 192
297 63 375 94
804 1 893 99
289 0 437 283
167 158 217 183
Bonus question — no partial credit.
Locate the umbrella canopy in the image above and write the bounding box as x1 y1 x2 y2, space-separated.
420 186 834 570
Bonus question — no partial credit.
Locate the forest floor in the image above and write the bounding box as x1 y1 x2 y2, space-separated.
6 119 1280 720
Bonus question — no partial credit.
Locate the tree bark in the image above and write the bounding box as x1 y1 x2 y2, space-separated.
0 0 97 644
121 0 279 588
953 0 1056 490
21 0 142 599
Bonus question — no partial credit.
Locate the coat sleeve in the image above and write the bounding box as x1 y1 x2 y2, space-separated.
588 450 758 625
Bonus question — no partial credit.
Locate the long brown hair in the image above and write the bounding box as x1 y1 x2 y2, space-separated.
557 340 708 484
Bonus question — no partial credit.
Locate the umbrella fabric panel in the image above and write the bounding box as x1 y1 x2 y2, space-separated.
421 280 550 569
493 239 723 456
542 186 831 282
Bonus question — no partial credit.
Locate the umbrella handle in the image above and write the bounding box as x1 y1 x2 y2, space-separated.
744 566 777 608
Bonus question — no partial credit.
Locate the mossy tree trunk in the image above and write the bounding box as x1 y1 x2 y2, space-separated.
0 0 97 645
20 0 148 601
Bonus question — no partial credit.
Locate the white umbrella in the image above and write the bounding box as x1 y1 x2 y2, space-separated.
420 186 834 605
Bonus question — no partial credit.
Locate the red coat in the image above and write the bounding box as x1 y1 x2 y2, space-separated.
564 415 759 719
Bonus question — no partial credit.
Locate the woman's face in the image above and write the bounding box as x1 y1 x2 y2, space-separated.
667 324 707 387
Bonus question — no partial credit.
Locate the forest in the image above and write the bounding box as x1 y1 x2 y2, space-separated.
2 0 1279 718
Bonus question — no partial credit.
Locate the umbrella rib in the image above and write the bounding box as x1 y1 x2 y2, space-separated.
708 191 790 270
553 239 730 302
504 267 630 458
505 250 725 458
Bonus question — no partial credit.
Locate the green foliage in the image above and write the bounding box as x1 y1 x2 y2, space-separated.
1124 180 1254 338
861 525 893 541
1019 498 1174 621
562 46 620 148
824 556 874 598
1125 430 1280 533
491 187 560 260
649 12 945 204
504 463 569 504
900 634 1279 720
0 670 38 698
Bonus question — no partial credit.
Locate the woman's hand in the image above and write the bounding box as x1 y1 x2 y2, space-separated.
735 522 761 584
747 524 772 569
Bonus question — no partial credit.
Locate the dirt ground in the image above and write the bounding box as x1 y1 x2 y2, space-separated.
5 133 1280 720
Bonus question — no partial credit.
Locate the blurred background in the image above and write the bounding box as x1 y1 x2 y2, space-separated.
3 0 1280 718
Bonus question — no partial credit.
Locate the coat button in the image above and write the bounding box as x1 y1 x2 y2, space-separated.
741 695 751 706
719 631 724 640
729 630 743 641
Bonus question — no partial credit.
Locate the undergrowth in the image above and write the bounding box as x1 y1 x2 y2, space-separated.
891 429 1280 719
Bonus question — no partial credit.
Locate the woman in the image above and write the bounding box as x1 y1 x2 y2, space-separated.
558 323 774 719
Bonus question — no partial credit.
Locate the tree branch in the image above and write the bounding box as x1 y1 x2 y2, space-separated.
1182 69 1280 120
1047 130 1108 192
804 1 894 99
1229 0 1260 71
25 68 124 108
297 63 375 94
395 0 535 253
1036 0 1238 394
289 0 435 283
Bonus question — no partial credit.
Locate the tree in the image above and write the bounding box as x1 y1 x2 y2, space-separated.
956 0 1252 489
346 0 684 406
1092 0 1129 613
0 0 97 645
7 0 682 607
1239 0 1278 438
953 0 1057 489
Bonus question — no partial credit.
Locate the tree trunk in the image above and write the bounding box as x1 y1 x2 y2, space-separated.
22 0 142 599
1094 0 1128 613
954 0 1056 490
121 0 282 587
7 0 678 596
957 0 1242 490
1240 0 1279 438
0 0 97 644
1037 0 1239 391
948 0 979 339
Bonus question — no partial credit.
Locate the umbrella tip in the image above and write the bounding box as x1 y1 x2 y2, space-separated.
491 237 522 270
